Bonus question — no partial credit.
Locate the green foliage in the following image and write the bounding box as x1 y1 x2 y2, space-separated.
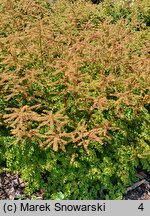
0 0 150 199
2 108 149 199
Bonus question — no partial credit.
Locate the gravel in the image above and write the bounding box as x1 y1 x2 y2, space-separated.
0 172 44 200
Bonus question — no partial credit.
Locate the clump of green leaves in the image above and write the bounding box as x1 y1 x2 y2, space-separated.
0 0 150 199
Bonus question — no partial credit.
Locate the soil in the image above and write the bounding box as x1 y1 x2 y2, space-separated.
0 171 150 200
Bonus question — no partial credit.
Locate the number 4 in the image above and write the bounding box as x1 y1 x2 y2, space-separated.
138 203 144 211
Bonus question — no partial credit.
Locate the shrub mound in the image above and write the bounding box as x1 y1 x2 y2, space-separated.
0 0 150 199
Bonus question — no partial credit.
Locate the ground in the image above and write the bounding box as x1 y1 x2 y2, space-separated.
0 171 150 200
